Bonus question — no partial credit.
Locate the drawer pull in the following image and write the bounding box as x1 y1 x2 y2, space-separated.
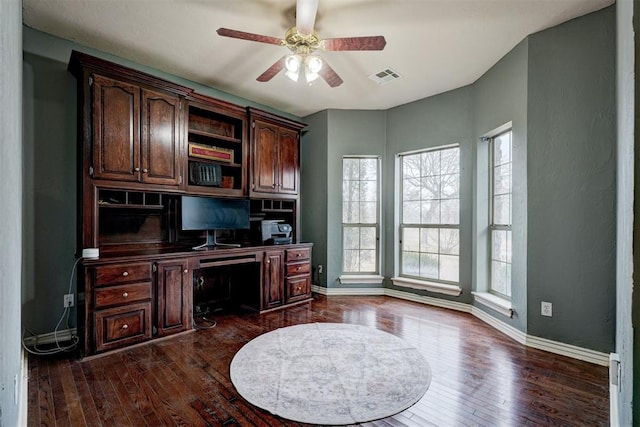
122 324 129 330
296 267 301 271
296 287 301 292
296 253 301 257
122 271 129 277
122 292 128 298
183 269 188 274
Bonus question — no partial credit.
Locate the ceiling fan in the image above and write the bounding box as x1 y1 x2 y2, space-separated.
216 0 386 87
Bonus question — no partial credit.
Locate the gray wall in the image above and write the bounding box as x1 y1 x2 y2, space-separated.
1 0 23 424
326 110 387 287
526 7 616 352
22 53 78 333
472 39 528 331
300 111 329 286
21 27 301 334
302 6 616 353
385 87 474 302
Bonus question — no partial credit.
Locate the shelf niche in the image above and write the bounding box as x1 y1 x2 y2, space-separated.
186 104 246 195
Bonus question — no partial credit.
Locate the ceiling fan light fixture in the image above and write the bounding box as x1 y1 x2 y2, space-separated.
285 54 302 73
306 55 323 74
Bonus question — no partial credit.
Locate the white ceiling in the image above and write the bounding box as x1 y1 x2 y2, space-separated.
22 0 613 117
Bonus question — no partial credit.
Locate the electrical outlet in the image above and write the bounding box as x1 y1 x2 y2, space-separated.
318 265 323 274
541 301 552 317
64 294 74 308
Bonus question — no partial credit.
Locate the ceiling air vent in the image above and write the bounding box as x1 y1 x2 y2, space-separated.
369 68 401 85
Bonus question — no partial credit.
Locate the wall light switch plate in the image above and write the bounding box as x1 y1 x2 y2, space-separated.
541 301 552 317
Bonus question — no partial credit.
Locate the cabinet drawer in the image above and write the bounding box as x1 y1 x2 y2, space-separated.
286 248 310 262
286 261 310 276
94 302 152 353
94 262 152 287
286 275 311 302
94 283 152 309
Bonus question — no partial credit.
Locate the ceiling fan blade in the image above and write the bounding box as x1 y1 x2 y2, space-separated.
319 61 343 87
257 56 287 82
322 36 387 51
217 28 283 46
296 0 319 35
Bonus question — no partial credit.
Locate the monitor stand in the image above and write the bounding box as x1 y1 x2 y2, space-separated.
193 230 241 250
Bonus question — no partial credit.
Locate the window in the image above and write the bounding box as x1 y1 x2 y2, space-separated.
399 146 460 283
342 157 379 274
489 130 512 297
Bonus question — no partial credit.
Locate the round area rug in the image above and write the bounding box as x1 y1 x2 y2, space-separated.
229 322 431 425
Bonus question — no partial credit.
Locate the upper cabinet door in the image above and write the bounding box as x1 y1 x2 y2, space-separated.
252 120 279 194
141 89 182 186
92 75 140 182
278 127 299 195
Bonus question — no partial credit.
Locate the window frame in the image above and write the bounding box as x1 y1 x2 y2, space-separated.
398 144 460 285
341 155 381 276
488 129 513 298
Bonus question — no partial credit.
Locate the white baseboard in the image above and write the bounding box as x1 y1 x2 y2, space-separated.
22 328 77 347
312 286 609 366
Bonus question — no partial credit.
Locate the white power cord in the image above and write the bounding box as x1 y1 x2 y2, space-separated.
22 257 81 355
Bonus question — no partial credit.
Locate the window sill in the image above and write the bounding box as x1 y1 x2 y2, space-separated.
472 292 513 318
339 274 385 285
390 277 462 296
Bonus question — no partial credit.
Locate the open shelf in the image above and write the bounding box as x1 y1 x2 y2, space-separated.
188 128 242 144
186 102 246 194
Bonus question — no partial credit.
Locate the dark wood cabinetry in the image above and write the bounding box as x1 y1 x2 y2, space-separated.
285 247 312 304
249 108 305 197
88 261 153 353
71 51 312 356
155 259 191 337
263 250 285 309
89 74 183 186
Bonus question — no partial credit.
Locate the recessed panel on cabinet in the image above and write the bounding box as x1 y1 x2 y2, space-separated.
92 74 140 182
94 302 152 352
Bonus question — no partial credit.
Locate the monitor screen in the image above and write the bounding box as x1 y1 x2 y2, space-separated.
181 196 250 231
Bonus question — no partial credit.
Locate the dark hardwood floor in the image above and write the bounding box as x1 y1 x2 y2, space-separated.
28 295 609 426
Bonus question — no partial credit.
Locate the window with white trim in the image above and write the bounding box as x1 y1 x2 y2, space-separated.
399 146 460 283
489 130 512 297
342 157 379 274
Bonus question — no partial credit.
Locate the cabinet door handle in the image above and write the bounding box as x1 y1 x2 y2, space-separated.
272 184 276 189
122 271 129 277
142 168 148 173
266 259 270 264
134 167 140 172
122 292 128 298
122 324 129 330
183 269 188 274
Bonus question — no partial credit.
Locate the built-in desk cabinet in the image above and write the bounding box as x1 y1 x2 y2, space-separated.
70 51 313 357
263 250 285 310
155 259 191 337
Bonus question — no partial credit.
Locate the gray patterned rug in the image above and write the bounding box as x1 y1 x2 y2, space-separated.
229 322 431 425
